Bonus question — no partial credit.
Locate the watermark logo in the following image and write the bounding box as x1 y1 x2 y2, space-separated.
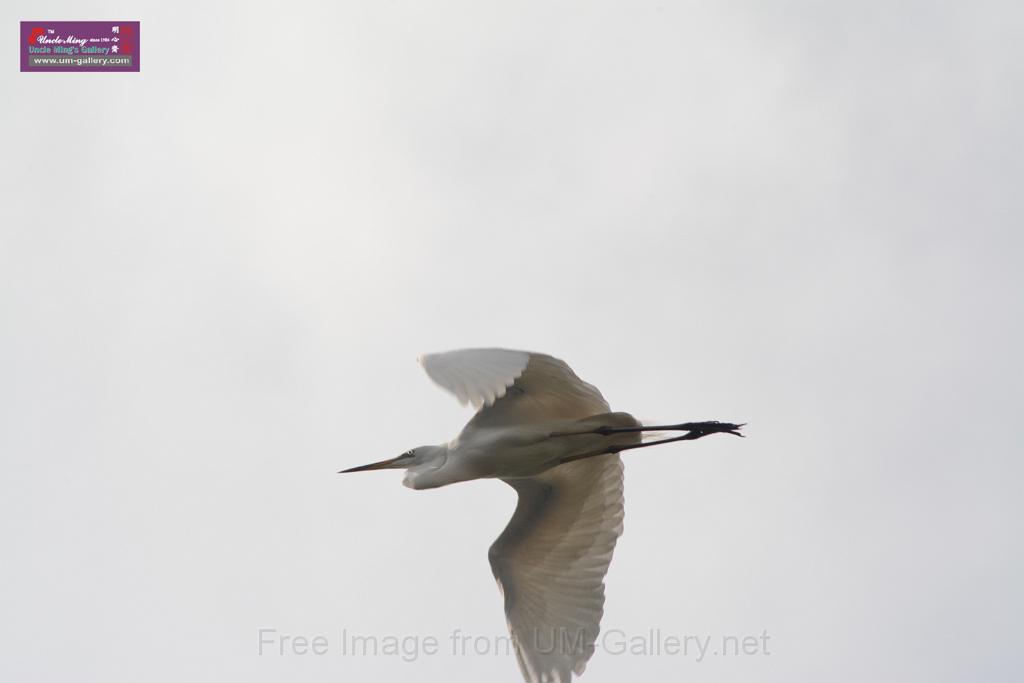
20 21 140 72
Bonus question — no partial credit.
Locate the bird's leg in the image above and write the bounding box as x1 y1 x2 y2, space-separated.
554 422 745 466
550 420 745 438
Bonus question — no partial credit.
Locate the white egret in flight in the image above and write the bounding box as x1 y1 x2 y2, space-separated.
340 348 743 683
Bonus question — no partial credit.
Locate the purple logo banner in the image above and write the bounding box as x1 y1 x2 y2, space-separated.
21 21 140 72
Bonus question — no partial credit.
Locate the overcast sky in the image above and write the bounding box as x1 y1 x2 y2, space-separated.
2 1 1022 681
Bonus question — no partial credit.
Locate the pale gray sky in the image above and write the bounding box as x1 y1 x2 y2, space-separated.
2 1 1022 681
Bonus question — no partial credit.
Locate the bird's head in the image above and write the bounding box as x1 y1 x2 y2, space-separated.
338 445 448 489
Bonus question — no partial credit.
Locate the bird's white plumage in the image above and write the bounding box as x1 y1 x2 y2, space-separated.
420 348 630 682
420 349 609 431
490 453 626 683
419 348 530 408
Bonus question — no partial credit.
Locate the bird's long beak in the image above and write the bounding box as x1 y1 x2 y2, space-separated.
338 453 412 474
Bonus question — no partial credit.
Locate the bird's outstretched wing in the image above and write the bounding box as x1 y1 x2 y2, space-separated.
490 454 626 683
419 348 608 429
420 348 628 682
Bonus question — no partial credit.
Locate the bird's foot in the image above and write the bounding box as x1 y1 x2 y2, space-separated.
677 421 746 438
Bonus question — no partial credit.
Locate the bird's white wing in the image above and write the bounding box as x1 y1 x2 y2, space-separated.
489 454 626 683
419 349 609 428
423 348 627 681
419 348 530 408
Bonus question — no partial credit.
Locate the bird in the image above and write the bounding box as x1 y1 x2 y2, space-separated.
340 348 743 683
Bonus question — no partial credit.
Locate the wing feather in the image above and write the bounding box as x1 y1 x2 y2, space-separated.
419 348 530 408
419 349 608 429
420 348 629 682
489 455 628 683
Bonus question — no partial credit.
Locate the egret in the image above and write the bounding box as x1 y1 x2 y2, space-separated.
340 348 743 683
